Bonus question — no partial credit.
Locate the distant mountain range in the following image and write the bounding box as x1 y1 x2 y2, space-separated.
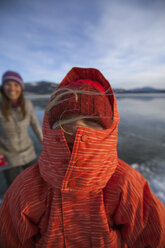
24 81 59 94
114 87 165 93
24 81 165 94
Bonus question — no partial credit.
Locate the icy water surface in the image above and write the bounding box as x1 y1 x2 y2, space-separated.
0 93 165 205
117 93 165 204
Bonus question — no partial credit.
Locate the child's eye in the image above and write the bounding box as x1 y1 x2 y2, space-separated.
84 118 99 124
83 119 104 130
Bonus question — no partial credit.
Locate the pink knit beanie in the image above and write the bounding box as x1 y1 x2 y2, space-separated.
2 70 24 89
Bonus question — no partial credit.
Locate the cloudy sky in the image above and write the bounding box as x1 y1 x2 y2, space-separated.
0 0 165 89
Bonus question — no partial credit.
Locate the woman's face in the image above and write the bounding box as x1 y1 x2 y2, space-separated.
3 80 22 103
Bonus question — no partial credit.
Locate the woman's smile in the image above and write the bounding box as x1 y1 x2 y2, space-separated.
3 80 22 103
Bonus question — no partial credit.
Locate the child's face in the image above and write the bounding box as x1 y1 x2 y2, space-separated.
61 117 104 152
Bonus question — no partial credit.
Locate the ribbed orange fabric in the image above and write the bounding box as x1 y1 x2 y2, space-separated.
0 68 165 247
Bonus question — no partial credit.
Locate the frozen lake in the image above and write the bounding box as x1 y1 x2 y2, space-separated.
117 93 165 204
1 93 165 205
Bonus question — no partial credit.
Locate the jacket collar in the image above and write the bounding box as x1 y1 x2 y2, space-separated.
39 95 119 192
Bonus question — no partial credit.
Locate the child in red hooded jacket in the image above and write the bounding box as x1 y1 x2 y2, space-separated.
0 67 165 248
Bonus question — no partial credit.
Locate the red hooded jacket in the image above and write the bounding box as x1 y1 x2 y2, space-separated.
0 67 165 248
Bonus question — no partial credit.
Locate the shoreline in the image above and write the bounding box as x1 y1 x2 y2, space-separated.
24 92 165 100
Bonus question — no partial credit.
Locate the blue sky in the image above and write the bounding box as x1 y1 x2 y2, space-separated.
0 0 165 89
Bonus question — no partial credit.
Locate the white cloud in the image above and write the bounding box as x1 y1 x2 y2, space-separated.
0 0 165 88
82 1 165 88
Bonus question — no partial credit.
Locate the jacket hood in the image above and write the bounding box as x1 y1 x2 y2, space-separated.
39 67 120 192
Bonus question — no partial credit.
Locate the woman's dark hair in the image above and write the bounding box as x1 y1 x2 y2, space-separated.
0 86 26 121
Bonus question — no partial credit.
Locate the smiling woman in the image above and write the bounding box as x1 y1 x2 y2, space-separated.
3 80 22 103
0 70 43 187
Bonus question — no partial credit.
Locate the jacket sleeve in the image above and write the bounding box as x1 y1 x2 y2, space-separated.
0 179 40 247
28 100 43 142
113 165 165 248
